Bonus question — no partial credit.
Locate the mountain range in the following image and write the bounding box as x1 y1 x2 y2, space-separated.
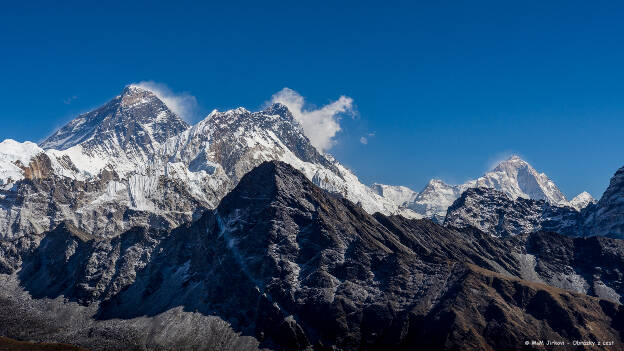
0 85 623 350
373 155 596 223
0 86 416 242
0 85 610 242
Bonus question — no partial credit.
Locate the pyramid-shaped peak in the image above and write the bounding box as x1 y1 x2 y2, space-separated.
41 86 189 151
481 155 567 205
428 179 448 186
217 161 314 211
120 85 162 107
500 155 530 166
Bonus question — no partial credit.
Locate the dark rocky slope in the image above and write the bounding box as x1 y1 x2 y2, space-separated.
0 337 86 351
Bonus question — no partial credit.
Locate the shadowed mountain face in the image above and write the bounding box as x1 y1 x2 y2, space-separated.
445 187 584 238
5 162 624 350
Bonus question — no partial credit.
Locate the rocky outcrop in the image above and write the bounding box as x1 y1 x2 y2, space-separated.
0 336 87 350
585 166 624 239
444 187 583 237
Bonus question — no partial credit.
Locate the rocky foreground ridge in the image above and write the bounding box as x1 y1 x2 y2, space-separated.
0 162 622 350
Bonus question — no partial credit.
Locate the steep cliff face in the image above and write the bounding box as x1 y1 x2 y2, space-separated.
3 162 623 350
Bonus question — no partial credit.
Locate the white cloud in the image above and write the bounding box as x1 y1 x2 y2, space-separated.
360 136 368 144
270 87 355 152
132 81 199 121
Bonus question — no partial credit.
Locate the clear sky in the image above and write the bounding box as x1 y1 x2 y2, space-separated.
1 1 623 199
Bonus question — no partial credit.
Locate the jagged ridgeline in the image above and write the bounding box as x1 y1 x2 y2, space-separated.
1 86 624 350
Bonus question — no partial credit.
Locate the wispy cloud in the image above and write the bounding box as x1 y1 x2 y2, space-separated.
132 81 199 121
270 88 355 152
360 132 375 145
63 96 77 105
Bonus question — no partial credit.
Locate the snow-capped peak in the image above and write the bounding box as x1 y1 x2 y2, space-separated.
124 84 154 93
403 178 476 223
491 155 531 172
570 191 596 210
41 86 189 152
477 155 567 205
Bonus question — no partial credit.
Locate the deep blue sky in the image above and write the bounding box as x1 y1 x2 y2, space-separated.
1 1 623 199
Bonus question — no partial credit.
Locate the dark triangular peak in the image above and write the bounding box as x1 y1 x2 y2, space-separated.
594 165 624 210
217 161 347 222
41 85 189 151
